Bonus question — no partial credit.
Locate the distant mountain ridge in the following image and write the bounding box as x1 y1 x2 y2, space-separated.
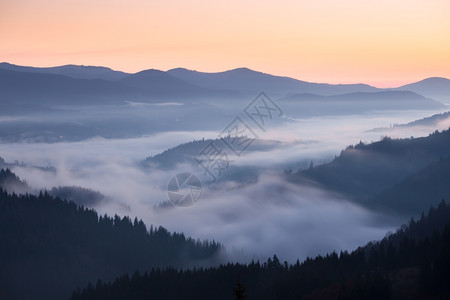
0 68 143 105
118 69 240 99
397 77 450 103
167 67 379 97
0 62 129 81
279 90 445 116
2 62 449 97
1 62 449 114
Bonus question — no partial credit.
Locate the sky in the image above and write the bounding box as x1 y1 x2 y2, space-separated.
1 0 449 87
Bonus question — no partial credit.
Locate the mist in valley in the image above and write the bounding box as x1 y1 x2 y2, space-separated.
1 101 448 263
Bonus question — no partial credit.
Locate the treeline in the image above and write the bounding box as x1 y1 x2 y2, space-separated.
1 168 107 207
0 168 31 194
49 185 106 207
0 188 223 300
71 201 450 300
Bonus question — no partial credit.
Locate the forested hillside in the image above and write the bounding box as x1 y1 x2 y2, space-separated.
293 129 450 202
71 201 450 300
0 168 31 194
0 186 222 300
369 156 450 216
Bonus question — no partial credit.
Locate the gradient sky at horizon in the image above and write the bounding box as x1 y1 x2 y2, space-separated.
1 0 449 87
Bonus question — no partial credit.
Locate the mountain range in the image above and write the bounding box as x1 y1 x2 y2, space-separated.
1 62 449 112
0 62 129 81
166 67 379 97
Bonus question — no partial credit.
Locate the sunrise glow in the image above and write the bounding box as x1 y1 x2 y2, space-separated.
1 0 449 87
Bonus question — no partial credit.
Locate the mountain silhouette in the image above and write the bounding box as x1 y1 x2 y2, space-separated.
168 67 379 97
1 63 448 116
0 68 143 106
280 90 445 115
397 77 450 104
118 69 228 99
0 62 129 81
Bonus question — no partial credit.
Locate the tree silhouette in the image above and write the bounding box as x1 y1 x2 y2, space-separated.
233 280 247 300
71 200 450 300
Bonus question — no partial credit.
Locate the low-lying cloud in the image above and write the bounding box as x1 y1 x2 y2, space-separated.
1 110 444 262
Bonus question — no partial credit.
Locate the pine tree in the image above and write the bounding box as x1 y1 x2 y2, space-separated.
233 280 247 300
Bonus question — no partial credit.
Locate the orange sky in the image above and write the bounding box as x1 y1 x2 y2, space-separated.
1 0 449 87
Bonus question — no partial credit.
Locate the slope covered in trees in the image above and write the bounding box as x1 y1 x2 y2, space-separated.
144 138 295 169
0 168 32 194
71 201 450 300
48 186 107 207
0 187 222 300
0 168 108 208
369 156 450 217
292 129 450 202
